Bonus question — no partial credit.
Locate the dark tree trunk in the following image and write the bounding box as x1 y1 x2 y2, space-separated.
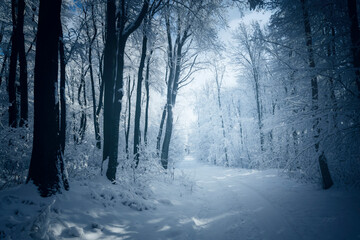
160 27 186 169
95 43 104 149
347 0 360 96
17 0 28 127
106 39 125 181
160 103 173 169
156 104 167 155
301 0 333 189
75 68 87 144
8 0 19 128
253 70 264 152
125 75 135 157
86 3 101 149
159 14 175 168
102 0 148 181
133 33 147 168
144 49 152 145
102 0 117 175
27 0 69 196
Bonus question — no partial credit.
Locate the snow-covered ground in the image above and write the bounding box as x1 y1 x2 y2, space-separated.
1 156 360 240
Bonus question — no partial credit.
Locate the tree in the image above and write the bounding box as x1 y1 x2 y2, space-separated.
84 1 103 149
125 75 135 156
102 0 149 181
27 0 69 196
213 63 229 166
133 1 162 167
8 0 28 127
159 0 221 169
300 0 333 189
133 22 148 167
233 23 265 152
143 48 154 145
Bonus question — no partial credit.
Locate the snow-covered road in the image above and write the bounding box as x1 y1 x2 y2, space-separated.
1 156 360 239
123 156 360 240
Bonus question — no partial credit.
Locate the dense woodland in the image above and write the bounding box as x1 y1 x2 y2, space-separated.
0 0 359 197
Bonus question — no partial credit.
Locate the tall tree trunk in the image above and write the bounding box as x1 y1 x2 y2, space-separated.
159 13 176 169
102 0 117 175
301 0 333 189
102 0 148 181
253 69 264 152
161 40 183 169
76 69 87 144
144 50 153 145
87 3 101 149
347 0 360 96
160 11 191 169
17 0 28 127
125 75 135 157
133 33 147 168
27 0 69 196
215 68 229 167
8 0 19 128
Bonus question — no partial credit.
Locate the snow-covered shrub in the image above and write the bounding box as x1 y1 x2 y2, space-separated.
0 126 32 189
64 138 102 180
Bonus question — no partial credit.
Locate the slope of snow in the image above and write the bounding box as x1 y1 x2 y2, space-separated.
0 156 359 239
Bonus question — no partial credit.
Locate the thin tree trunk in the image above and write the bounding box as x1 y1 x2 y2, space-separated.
17 0 28 127
144 49 153 145
95 54 104 148
214 67 229 166
125 75 135 156
8 0 19 127
133 33 147 168
253 70 264 152
160 13 191 169
156 104 167 155
87 3 101 149
301 0 333 189
77 70 87 143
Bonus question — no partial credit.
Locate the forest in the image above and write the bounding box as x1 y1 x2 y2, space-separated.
0 0 359 239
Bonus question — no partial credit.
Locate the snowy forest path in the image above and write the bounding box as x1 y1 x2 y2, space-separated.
167 155 302 240
139 155 359 240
